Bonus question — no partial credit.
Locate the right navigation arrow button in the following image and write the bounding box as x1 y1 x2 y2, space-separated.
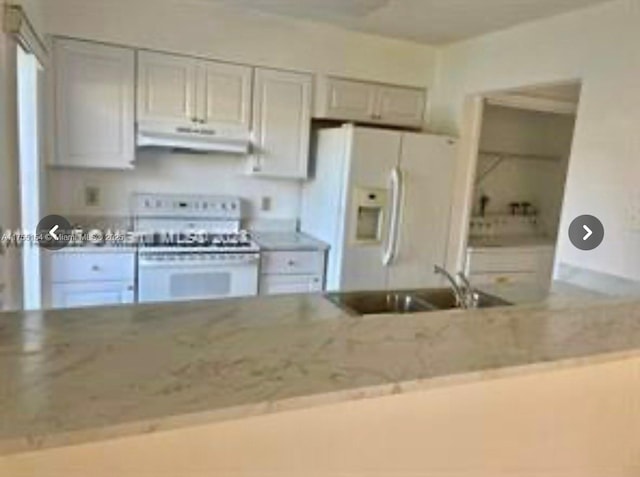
569 215 604 251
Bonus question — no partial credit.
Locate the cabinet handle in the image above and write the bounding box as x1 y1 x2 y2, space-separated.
91 265 100 272
287 260 296 266
191 117 198 123
127 285 134 291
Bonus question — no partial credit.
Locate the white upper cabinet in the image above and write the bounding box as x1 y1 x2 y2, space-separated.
137 51 198 125
201 62 252 131
375 85 426 128
321 78 377 122
138 51 252 130
316 76 426 129
53 39 135 169
250 68 312 179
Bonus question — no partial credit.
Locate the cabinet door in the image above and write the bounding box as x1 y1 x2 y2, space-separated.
259 275 323 296
375 86 425 128
137 51 198 125
54 39 135 169
50 252 135 283
261 251 325 276
251 68 312 179
323 78 377 122
200 62 252 130
51 281 134 309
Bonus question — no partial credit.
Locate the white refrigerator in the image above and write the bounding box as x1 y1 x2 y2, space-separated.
301 124 457 291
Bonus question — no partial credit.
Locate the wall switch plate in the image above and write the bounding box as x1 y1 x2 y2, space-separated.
84 186 101 207
261 196 272 212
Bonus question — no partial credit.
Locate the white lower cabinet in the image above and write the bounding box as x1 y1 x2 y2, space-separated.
44 251 136 309
259 250 326 296
51 281 134 309
465 246 555 290
259 274 323 295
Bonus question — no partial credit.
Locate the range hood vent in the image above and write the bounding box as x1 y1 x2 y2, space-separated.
137 122 251 154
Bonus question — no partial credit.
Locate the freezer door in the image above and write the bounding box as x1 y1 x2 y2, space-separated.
387 133 457 289
339 127 402 291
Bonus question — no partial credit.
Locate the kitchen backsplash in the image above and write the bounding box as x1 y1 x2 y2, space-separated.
47 149 302 221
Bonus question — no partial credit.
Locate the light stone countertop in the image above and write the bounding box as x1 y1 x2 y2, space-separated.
253 231 329 251
2 293 640 456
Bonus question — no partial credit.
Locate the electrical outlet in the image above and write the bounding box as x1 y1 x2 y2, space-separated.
84 186 101 207
261 196 272 212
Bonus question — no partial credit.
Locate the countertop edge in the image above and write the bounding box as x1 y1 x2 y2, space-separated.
3 347 639 457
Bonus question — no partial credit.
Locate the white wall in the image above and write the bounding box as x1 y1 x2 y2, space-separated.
433 0 640 281
43 0 438 221
474 105 574 236
48 151 303 219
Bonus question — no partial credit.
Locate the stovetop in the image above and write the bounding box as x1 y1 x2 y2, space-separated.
138 231 260 253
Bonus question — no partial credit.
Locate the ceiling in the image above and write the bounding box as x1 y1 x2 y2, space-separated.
211 0 611 44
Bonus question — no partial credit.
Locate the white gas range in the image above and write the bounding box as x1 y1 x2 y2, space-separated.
132 193 260 304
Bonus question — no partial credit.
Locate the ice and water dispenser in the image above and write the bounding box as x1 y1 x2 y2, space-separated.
351 187 388 244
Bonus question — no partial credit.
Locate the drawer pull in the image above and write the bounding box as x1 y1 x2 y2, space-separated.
287 260 296 266
91 265 100 272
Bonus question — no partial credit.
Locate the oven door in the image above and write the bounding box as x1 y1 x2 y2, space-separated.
137 253 259 303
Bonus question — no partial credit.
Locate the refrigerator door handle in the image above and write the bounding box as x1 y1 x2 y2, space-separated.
383 167 403 266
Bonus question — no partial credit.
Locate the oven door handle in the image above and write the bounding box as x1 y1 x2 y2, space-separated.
138 259 259 268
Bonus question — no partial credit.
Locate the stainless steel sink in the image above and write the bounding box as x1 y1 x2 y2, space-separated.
325 288 510 316
413 288 511 310
325 291 436 315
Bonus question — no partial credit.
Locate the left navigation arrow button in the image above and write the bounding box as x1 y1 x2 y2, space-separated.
49 225 59 241
36 215 72 250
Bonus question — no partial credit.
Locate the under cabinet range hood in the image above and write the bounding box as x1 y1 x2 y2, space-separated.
136 121 251 154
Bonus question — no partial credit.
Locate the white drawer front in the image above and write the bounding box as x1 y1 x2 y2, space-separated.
50 252 135 283
469 271 539 286
51 281 135 309
261 251 325 276
260 274 323 296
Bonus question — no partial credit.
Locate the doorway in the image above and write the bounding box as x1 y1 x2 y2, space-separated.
17 44 43 310
449 81 582 304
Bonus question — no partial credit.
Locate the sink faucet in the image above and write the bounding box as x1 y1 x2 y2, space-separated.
433 265 479 309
